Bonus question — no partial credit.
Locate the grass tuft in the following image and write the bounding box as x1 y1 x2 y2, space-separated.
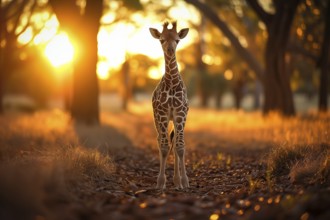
268 143 330 186
54 147 114 183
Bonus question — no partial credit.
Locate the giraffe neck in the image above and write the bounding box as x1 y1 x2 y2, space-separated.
164 53 180 86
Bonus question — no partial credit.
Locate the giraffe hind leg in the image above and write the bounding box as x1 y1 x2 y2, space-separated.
173 131 183 189
174 115 189 189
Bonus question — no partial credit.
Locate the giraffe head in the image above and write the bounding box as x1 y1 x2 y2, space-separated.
149 21 189 57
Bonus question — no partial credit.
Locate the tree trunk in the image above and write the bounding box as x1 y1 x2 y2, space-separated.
0 46 4 113
253 80 262 109
63 74 71 111
263 0 300 116
0 3 4 114
71 26 100 124
318 2 330 112
187 0 303 116
50 0 102 124
0 71 3 114
233 72 246 110
215 90 222 109
214 74 223 109
0 38 13 114
121 57 131 110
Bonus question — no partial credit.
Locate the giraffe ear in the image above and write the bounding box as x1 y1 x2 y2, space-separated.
178 28 189 39
149 28 161 39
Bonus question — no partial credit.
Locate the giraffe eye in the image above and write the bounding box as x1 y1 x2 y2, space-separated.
160 39 165 44
175 40 180 44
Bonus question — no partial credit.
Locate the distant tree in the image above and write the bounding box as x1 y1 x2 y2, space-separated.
186 0 302 116
0 0 48 113
318 1 330 111
289 0 329 111
247 0 301 116
121 55 131 110
49 0 143 123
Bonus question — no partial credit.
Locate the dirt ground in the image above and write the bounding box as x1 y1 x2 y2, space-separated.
0 108 329 220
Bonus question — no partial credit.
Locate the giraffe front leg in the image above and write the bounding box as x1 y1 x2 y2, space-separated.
157 149 167 189
180 152 189 188
175 133 189 188
157 139 169 189
173 145 183 189
155 121 169 190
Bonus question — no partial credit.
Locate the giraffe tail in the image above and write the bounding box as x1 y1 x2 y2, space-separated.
169 129 175 153
170 129 175 143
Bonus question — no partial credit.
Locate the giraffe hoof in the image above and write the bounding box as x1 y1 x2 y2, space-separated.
174 183 183 190
173 175 183 189
156 175 166 190
181 175 190 188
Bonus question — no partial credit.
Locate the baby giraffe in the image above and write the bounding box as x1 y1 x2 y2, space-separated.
149 21 189 189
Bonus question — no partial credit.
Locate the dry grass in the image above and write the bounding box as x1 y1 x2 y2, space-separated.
183 109 330 186
0 146 115 219
289 149 329 185
0 108 329 219
185 110 329 147
0 110 116 219
103 107 330 187
268 143 330 185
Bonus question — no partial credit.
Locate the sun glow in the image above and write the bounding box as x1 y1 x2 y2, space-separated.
16 2 198 80
44 33 74 67
34 15 59 44
98 21 165 74
97 61 111 80
148 67 163 80
17 27 33 44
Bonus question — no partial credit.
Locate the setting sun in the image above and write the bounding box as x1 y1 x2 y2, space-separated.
44 32 74 67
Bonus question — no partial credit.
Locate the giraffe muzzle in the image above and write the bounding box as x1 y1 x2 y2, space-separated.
167 48 174 54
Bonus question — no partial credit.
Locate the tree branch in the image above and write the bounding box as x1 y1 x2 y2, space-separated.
287 42 318 62
19 11 52 48
2 0 18 21
48 0 81 32
245 0 273 27
15 0 38 37
11 0 29 32
185 0 264 81
85 0 103 32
